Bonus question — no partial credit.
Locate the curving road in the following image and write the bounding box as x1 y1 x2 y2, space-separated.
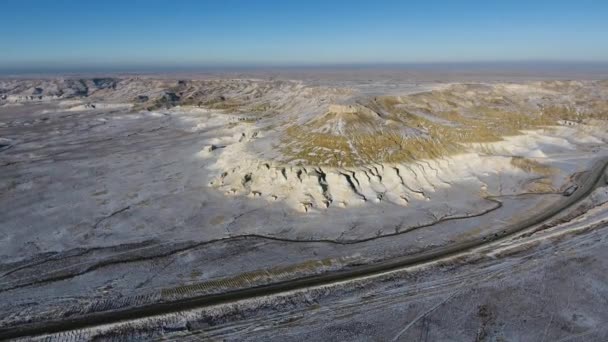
1 157 607 340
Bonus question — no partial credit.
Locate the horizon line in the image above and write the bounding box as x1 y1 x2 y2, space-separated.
2 60 608 74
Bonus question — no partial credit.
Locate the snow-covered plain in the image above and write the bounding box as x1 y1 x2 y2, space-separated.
1 77 608 338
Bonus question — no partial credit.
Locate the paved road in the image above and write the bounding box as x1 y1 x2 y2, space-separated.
1 157 607 340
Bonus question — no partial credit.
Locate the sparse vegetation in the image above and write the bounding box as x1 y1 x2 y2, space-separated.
510 157 555 176
282 126 357 166
281 86 597 167
510 157 556 193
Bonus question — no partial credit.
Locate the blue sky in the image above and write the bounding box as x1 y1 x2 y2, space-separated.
1 0 607 70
